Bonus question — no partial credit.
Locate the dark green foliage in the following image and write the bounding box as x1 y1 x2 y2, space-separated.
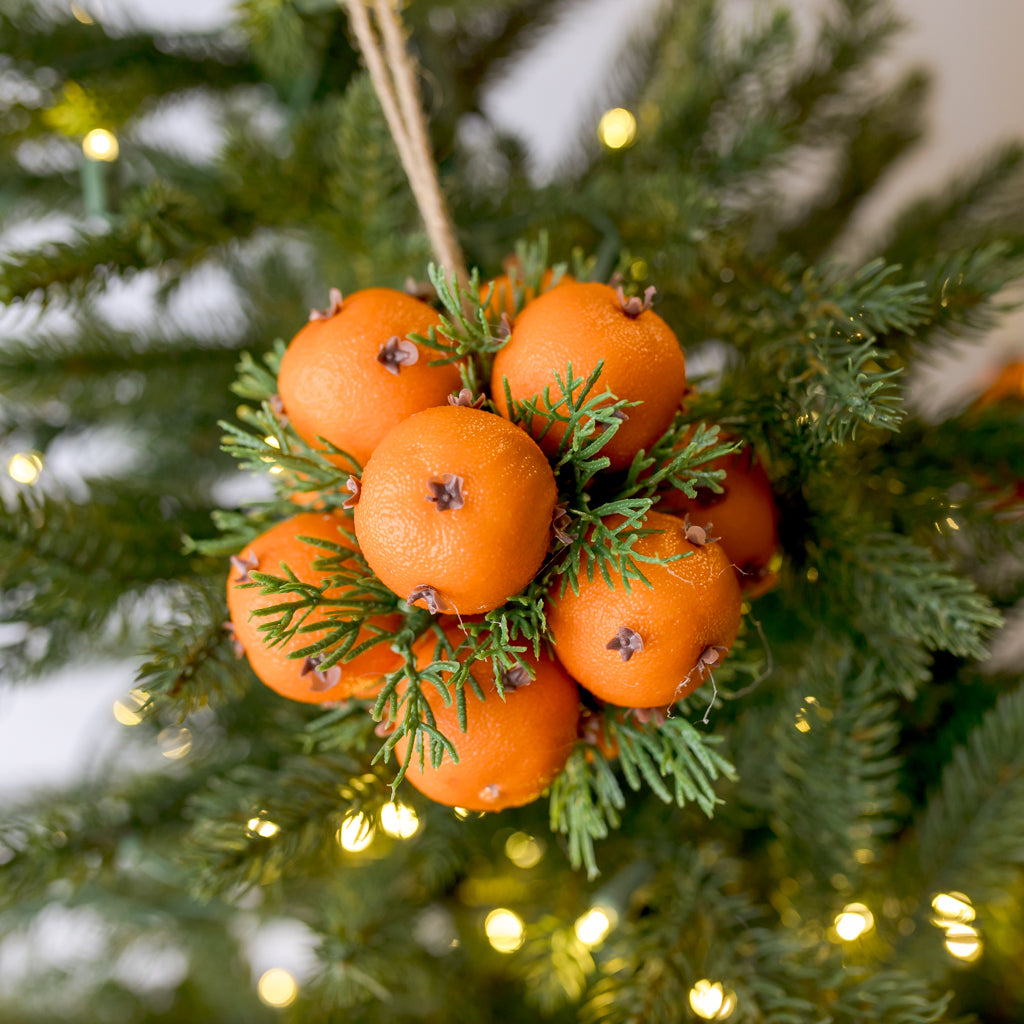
3 0 1024 1021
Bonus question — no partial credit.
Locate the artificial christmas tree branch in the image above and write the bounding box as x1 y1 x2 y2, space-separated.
341 0 469 290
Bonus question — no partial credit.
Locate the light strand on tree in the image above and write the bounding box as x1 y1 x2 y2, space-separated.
341 0 469 292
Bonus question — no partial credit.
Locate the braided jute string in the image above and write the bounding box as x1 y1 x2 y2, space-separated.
341 0 470 292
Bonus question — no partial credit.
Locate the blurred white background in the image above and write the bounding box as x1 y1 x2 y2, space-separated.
1 0 1023 796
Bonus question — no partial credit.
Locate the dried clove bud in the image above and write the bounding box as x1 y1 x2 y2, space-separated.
342 474 361 509
448 388 486 409
629 706 666 727
696 644 728 674
408 584 447 615
230 550 259 584
500 665 532 691
683 514 718 546
376 336 419 375
605 625 644 662
426 473 465 511
552 503 576 545
497 312 514 340
300 654 342 692
309 287 344 321
615 284 657 318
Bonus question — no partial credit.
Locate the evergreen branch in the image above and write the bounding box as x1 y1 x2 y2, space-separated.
610 715 736 816
618 417 736 502
882 143 1024 268
761 644 902 889
913 683 1024 907
548 747 625 880
182 748 386 901
216 393 360 497
501 360 635 487
776 69 929 258
547 499 670 599
238 537 401 668
0 180 260 305
824 529 1002 663
831 972 953 1024
134 581 252 719
550 717 734 879
0 486 211 678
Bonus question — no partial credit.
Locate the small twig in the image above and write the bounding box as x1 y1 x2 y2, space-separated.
341 0 469 291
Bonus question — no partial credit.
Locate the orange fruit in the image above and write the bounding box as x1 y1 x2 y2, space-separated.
226 511 403 704
974 359 1024 407
490 281 687 471
353 405 559 615
657 442 780 594
393 623 581 810
277 288 463 471
546 510 742 708
480 266 568 320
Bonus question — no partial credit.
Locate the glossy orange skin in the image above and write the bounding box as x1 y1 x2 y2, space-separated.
354 405 558 615
546 510 742 708
227 512 402 703
277 288 463 471
657 444 780 594
393 624 581 811
491 281 687 471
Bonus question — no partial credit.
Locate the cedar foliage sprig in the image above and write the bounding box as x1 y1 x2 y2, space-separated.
211 344 361 510
237 534 401 671
550 717 736 879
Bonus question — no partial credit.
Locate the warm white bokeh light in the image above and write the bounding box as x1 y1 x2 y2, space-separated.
82 128 119 161
112 689 148 726
7 452 43 484
932 891 975 924
247 817 280 839
834 903 875 941
484 908 525 953
504 831 543 869
380 801 420 839
944 922 982 962
337 812 374 852
597 107 636 149
689 979 736 1020
257 967 298 1008
573 907 615 947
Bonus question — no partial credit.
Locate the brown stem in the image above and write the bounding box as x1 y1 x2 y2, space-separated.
341 0 469 291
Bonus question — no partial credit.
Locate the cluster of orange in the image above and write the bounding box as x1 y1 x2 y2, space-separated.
226 273 780 812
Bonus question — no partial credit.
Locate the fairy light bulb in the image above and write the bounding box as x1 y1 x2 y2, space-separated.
573 906 616 947
336 811 374 852
82 128 118 162
7 452 43 484
112 688 148 726
504 831 542 869
833 902 874 941
247 816 280 839
931 892 975 925
483 909 525 953
597 107 637 149
379 801 420 839
689 979 737 1020
257 968 298 1007
944 922 982 962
